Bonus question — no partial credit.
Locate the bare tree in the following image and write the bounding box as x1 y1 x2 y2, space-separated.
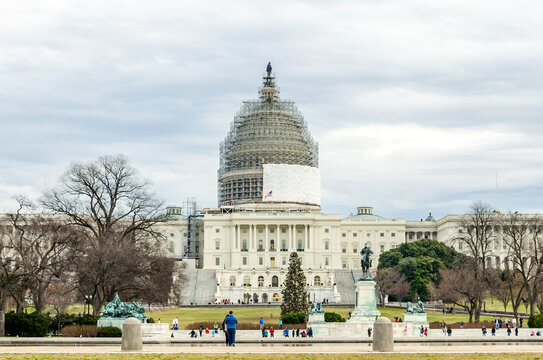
42 155 168 315
435 266 486 323
499 213 543 316
455 201 496 322
0 197 75 336
6 197 76 314
46 280 77 334
374 268 409 305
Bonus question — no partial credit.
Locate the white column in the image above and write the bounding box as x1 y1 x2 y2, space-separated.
288 224 292 250
265 224 269 250
305 224 309 249
249 224 253 249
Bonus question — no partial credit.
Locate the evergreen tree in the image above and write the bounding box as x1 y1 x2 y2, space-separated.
281 252 308 315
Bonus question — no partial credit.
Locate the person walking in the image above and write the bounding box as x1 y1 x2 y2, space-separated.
214 322 219 334
199 324 204 337
367 327 372 337
259 317 264 330
482 326 487 336
403 326 408 336
225 311 238 347
420 325 424 337
270 326 274 338
424 327 428 337
507 325 512 337
491 325 496 336
447 326 452 337
279 319 282 329
515 326 519 336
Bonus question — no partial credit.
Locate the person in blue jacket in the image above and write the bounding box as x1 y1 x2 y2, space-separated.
225 311 238 346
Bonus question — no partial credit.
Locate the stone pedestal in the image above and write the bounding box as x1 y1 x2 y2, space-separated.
347 280 381 323
308 312 325 324
122 317 142 351
373 317 394 352
404 312 428 326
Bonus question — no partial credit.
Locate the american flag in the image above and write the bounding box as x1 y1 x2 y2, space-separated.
264 190 272 199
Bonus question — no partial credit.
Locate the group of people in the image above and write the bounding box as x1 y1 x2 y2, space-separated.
282 327 313 337
440 322 452 336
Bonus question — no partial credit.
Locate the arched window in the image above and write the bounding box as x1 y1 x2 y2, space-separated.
243 276 250 286
169 242 174 253
314 275 321 286
272 293 280 302
325 241 329 250
262 293 268 303
229 276 236 286
297 239 302 250
281 240 287 250
270 240 275 251
272 275 279 287
258 239 264 251
242 239 248 251
258 276 264 287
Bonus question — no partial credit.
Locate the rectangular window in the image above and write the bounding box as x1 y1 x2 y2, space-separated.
270 228 275 233
183 233 187 237
259 257 263 265
243 257 247 265
342 260 347 269
380 245 385 252
325 257 329 266
215 241 220 250
458 242 463 250
353 248 357 254
243 229 247 233
282 257 286 265
342 247 346 253
215 228 220 233
258 228 263 233
391 233 395 237
215 257 220 266
282 228 286 233
325 228 329 233
297 228 302 233
353 233 357 237
409 234 413 240
380 233 384 237
325 242 329 250
342 233 346 237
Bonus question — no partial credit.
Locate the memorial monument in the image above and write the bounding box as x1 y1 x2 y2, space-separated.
404 297 428 328
97 293 148 329
347 245 381 323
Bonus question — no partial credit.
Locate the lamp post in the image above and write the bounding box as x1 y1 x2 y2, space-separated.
84 295 92 315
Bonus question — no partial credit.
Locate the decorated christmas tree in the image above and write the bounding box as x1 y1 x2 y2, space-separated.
280 252 308 315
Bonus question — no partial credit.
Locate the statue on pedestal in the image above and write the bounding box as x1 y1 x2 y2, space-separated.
359 245 373 280
310 301 324 314
406 301 414 314
417 298 425 313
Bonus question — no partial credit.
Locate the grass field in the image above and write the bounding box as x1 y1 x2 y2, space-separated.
0 354 542 360
146 306 496 329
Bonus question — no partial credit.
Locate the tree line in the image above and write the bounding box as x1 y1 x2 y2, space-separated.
0 155 185 336
376 201 543 323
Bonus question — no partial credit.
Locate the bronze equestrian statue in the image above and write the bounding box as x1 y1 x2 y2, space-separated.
359 244 373 280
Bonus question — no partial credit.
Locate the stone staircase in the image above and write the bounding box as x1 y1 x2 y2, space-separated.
333 269 362 304
179 261 217 305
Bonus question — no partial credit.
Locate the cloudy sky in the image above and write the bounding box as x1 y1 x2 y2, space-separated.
1 0 543 219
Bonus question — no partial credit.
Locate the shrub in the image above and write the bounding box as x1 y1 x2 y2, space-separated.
281 312 306 325
61 325 100 337
98 326 122 337
324 312 345 323
5 311 51 337
528 314 543 328
74 314 100 326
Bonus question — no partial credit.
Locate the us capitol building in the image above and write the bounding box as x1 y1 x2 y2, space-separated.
160 64 509 305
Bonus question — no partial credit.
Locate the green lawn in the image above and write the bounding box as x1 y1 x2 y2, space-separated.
146 306 495 329
0 354 541 360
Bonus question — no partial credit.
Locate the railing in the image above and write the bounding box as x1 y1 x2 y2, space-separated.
297 249 305 252
280 249 288 252
241 249 248 252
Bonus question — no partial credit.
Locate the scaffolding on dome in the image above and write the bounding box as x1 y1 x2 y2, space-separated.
217 65 319 206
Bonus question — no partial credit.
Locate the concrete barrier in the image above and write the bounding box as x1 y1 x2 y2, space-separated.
122 317 142 351
373 317 393 352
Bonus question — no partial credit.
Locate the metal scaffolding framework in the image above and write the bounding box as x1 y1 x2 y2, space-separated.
218 65 319 206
